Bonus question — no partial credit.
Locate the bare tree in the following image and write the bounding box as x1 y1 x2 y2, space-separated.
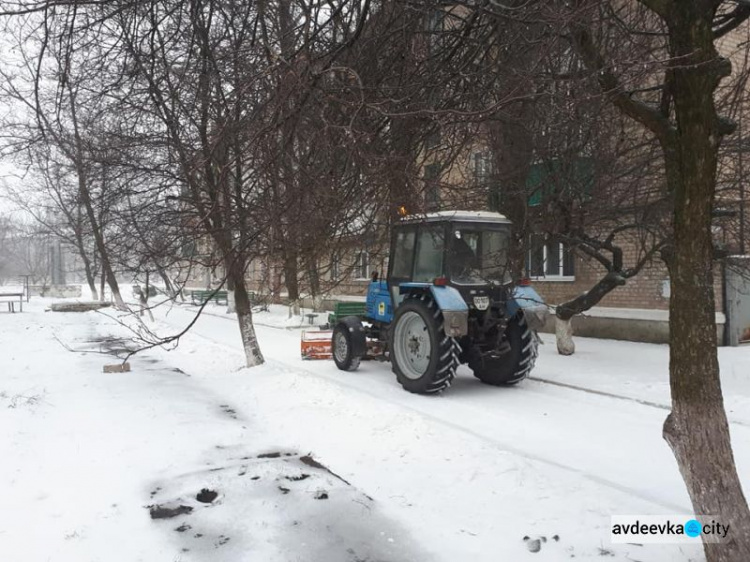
565 1 750 558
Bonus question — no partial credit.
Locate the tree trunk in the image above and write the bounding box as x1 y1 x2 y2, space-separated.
555 271 626 355
79 179 124 308
100 269 106 303
661 7 750 560
284 252 300 317
230 267 264 367
307 258 322 312
227 288 236 314
555 316 575 356
64 80 125 310
83 257 98 301
488 108 534 278
156 266 176 299
72 230 98 301
139 272 154 322
226 271 236 314
145 272 154 321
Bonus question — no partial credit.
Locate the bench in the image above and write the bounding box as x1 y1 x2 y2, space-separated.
190 289 228 306
327 301 367 325
0 292 24 313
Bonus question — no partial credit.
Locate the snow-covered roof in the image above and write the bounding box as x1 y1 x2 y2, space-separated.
402 210 511 225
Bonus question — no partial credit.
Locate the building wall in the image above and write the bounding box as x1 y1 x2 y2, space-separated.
531 251 725 314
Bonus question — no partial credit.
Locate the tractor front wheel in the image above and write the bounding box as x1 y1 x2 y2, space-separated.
389 295 459 394
470 313 538 386
332 323 361 371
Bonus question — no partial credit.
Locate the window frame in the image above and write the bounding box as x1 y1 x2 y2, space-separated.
527 237 575 282
330 252 340 281
354 250 370 281
426 9 445 54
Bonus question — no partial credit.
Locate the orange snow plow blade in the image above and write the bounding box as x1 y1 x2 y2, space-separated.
301 330 333 360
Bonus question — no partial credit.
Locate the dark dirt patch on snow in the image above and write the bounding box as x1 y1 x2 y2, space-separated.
285 473 310 482
78 335 139 357
196 488 218 503
147 450 426 561
149 504 193 519
257 451 281 459
219 404 238 419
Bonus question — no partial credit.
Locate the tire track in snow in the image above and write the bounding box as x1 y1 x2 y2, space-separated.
526 376 750 429
157 309 695 513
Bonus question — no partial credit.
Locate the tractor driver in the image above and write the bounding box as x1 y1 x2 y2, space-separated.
448 231 480 280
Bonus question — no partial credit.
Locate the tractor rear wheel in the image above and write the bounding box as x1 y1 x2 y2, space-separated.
470 313 538 386
389 294 459 394
332 323 361 371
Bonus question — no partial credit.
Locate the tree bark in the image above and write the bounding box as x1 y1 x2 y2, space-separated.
284 252 300 317
307 258 322 312
156 266 176 300
659 6 750 560
555 316 575 356
226 270 236 314
138 271 154 322
229 265 264 367
76 240 98 301
99 268 106 303
555 271 626 355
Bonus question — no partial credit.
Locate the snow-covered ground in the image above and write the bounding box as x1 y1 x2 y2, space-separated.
1 297 749 562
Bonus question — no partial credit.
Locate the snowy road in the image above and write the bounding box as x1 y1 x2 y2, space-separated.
152 303 750 561
2 299 749 561
161 305 750 509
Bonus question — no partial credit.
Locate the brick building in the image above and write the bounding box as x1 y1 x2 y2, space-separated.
184 11 750 346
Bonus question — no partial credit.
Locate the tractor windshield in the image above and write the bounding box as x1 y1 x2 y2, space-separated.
447 225 511 285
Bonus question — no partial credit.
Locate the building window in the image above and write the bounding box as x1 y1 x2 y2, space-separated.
426 9 444 53
527 157 594 207
425 130 441 150
473 151 492 183
355 251 369 280
181 239 197 258
527 234 575 280
330 253 340 281
424 163 441 211
474 151 500 210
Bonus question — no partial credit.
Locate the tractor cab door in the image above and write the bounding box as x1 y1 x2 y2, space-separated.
387 223 446 307
388 226 417 308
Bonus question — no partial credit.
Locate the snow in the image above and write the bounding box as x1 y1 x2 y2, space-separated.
569 305 726 324
1 296 749 561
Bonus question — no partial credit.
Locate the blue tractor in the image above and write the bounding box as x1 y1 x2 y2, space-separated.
331 211 547 394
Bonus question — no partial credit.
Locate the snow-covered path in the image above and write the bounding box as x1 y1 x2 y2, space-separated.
2 299 749 561
151 303 749 561
160 305 750 510
0 303 249 561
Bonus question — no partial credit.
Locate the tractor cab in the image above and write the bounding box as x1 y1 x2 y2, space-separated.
329 210 546 395
387 211 514 302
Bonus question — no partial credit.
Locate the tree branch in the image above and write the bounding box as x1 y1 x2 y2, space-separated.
569 18 675 143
